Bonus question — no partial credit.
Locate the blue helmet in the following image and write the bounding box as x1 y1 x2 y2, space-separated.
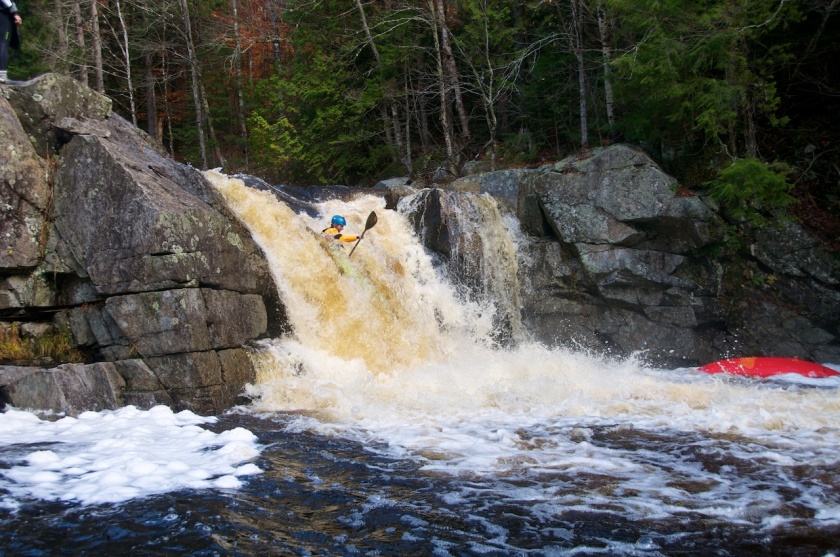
331 215 346 227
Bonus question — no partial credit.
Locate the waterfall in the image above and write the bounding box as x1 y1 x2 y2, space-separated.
399 189 525 344
205 171 840 449
205 172 520 409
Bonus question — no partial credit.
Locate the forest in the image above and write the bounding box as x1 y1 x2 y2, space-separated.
7 0 840 244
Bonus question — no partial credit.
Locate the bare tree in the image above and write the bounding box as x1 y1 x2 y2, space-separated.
353 0 413 174
52 0 69 70
428 0 457 175
434 0 470 140
456 0 559 169
90 0 104 92
161 45 176 154
71 0 88 85
231 0 249 166
596 0 614 134
179 0 209 168
111 0 138 125
570 0 589 149
144 52 157 139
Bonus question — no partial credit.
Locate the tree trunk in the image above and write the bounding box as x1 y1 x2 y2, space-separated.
571 0 589 149
381 105 397 163
402 82 413 177
53 0 68 71
231 0 249 167
429 0 456 175
391 102 407 168
726 47 739 157
745 94 757 158
356 0 391 161
356 0 409 171
71 0 88 86
145 52 157 140
199 78 225 168
416 84 431 152
355 0 380 63
269 0 283 71
90 0 104 93
434 0 470 140
596 0 615 134
162 48 175 155
180 0 208 168
114 0 137 126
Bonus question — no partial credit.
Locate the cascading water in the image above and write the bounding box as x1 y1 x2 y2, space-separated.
207 172 840 523
206 172 500 379
399 188 526 344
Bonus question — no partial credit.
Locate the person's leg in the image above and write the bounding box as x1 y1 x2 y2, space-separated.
0 12 11 82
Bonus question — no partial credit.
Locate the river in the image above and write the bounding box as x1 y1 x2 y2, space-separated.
1 174 839 555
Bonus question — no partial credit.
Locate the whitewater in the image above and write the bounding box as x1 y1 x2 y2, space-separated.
210 173 840 521
1 171 839 555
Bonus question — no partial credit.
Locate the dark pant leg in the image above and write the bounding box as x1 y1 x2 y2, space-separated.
0 12 12 72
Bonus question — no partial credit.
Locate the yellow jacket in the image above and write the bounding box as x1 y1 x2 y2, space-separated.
322 227 358 243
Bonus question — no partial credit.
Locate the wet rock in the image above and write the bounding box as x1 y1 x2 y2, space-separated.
400 188 524 343
103 288 266 358
0 362 124 416
429 145 837 367
53 124 270 296
534 145 720 252
0 96 50 272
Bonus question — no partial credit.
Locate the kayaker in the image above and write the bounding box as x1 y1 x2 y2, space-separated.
322 215 361 245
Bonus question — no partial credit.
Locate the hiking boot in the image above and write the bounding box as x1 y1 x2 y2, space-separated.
0 75 25 86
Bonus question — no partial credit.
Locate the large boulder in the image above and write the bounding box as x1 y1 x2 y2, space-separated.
103 288 267 358
750 221 840 320
510 147 724 364
53 119 267 296
0 363 125 416
435 144 838 366
533 145 719 252
437 146 726 364
0 74 285 416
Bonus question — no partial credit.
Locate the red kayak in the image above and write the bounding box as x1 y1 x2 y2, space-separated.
697 357 839 379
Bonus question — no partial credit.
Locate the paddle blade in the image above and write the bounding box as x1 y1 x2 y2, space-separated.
349 211 377 257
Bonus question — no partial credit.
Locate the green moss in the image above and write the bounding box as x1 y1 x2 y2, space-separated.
0 323 85 364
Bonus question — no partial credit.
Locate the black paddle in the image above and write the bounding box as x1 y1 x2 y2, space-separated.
348 211 378 257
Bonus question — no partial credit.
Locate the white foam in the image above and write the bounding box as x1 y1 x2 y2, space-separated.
0 405 262 507
238 335 840 525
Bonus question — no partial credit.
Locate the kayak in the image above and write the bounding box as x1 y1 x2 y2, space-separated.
697 357 839 378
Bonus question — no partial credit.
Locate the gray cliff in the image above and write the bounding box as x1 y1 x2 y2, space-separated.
398 146 839 367
1 74 285 416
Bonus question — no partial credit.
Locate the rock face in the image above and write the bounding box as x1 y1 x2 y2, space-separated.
0 83 51 279
422 144 839 366
521 146 724 365
0 75 285 415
